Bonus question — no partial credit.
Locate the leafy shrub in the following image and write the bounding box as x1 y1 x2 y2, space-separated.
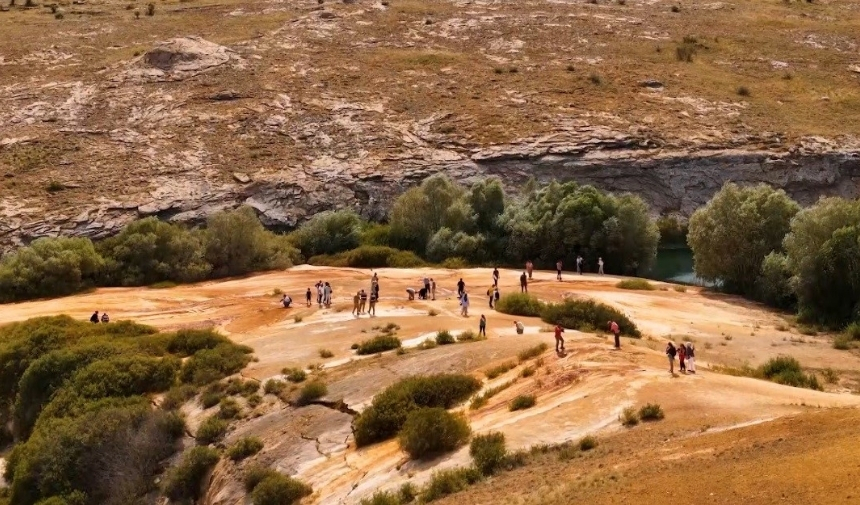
251 473 312 505
162 384 198 410
456 330 485 342
361 491 401 505
470 380 514 410
540 299 640 337
264 379 287 395
218 397 242 419
440 257 469 269
163 446 220 501
180 343 253 385
421 467 483 502
283 368 307 383
509 394 536 411
578 436 598 451
200 389 225 409
398 408 471 459
399 482 417 503
638 403 664 421
435 330 456 345
832 334 851 350
288 210 362 258
520 366 536 378
616 279 655 290
485 361 517 379
353 374 481 447
357 335 402 355
494 293 544 317
620 407 639 426
309 246 425 269
296 381 328 406
360 223 392 247
227 436 264 461
319 348 334 358
759 356 821 390
418 338 438 350
518 343 548 362
247 393 262 408
196 415 228 445
244 465 279 492
845 322 860 340
470 432 507 474
166 329 229 356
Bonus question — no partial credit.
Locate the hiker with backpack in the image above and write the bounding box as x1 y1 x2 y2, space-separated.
666 342 677 374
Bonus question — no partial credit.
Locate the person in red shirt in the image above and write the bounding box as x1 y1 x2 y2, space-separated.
678 342 687 373
608 320 620 349
554 325 565 353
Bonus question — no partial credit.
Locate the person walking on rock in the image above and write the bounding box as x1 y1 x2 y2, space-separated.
359 289 368 314
306 287 312 307
487 287 495 309
666 342 677 374
678 342 687 374
479 314 487 337
369 290 378 317
576 255 584 275
323 282 332 307
316 281 324 307
493 286 500 307
608 320 620 349
556 260 563 281
423 276 431 297
430 278 436 300
492 267 500 287
457 278 466 298
554 324 565 353
526 260 534 280
460 292 470 317
520 271 528 293
685 342 696 374
352 291 361 316
598 257 604 275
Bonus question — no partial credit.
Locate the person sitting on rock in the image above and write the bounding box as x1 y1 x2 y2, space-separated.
514 320 525 335
90 311 99 324
100 312 110 323
281 294 292 308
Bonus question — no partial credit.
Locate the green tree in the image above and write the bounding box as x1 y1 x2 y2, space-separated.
289 210 362 258
97 217 210 286
687 183 799 295
388 175 466 253
204 207 298 278
0 237 104 302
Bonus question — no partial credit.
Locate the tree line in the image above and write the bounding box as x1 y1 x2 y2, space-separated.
0 175 661 304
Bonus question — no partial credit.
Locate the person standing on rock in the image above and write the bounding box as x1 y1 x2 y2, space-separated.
666 342 677 374
306 287 312 307
423 276 431 297
492 267 500 287
323 282 333 307
576 255 584 275
430 278 436 300
359 289 368 314
520 271 528 293
608 320 620 349
678 342 687 374
487 287 495 309
493 286 500 307
352 291 361 316
526 260 534 280
281 294 292 308
369 290 378 317
460 292 470 317
479 314 487 337
457 278 466 298
556 260 563 281
554 324 565 353
598 257 605 275
316 281 324 307
685 342 696 374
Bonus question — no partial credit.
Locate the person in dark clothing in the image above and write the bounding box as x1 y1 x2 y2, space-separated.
90 311 99 323
281 294 292 308
479 315 487 337
457 278 466 297
520 271 528 293
487 287 494 309
306 288 312 307
419 287 428 300
492 268 500 287
100 313 110 323
666 342 677 374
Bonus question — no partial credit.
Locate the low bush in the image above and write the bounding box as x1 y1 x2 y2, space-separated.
509 394 536 411
484 361 517 379
540 299 640 337
361 491 401 505
353 374 481 447
166 329 230 356
180 343 254 385
399 482 417 503
398 408 471 460
435 330 456 345
196 415 228 445
163 446 220 502
319 348 334 358
456 330 485 342
418 338 438 350
421 467 483 502
162 384 198 410
620 406 639 427
494 293 544 317
470 432 507 474
520 366 536 378
244 465 279 492
309 246 425 269
200 389 225 409
638 403 664 421
357 335 402 355
296 381 328 406
470 380 514 410
578 435 598 451
218 397 241 419
759 356 821 390
251 473 312 505
844 322 860 340
518 343 548 362
264 379 287 395
283 368 307 383
833 334 852 350
247 393 262 408
227 436 264 461
225 378 259 397
440 257 469 269
616 279 655 290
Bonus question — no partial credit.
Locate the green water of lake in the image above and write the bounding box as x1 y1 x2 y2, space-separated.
648 247 708 285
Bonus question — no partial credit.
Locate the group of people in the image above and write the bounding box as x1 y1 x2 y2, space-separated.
665 341 696 374
407 276 437 301
353 273 380 317
554 257 605 280
89 311 109 323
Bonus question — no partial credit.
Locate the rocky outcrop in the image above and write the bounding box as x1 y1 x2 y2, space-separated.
1 143 858 251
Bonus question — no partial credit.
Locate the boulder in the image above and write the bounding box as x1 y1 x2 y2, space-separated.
142 37 235 78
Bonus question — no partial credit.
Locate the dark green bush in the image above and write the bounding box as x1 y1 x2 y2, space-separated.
759 356 821 390
494 293 545 317
161 384 198 410
310 246 425 269
218 397 242 419
200 388 225 409
264 379 287 395
227 436 264 461
421 467 483 502
579 435 598 451
244 465 279 492
196 415 228 445
180 343 253 385
353 374 481 447
288 210 363 258
163 446 220 502
470 432 507 474
283 368 307 383
361 491 401 505
204 207 299 278
166 329 230 356
540 299 640 337
638 403 664 421
398 408 471 460
356 335 402 355
509 394 536 411
251 474 312 505
296 381 328 406
435 330 455 345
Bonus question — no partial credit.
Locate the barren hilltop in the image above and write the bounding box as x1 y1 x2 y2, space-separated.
2 0 860 247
